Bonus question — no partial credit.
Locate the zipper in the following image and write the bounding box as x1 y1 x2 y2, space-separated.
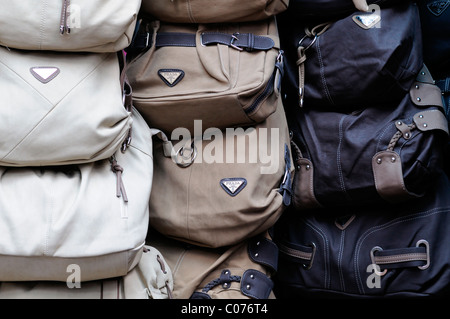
245 51 283 115
60 0 71 34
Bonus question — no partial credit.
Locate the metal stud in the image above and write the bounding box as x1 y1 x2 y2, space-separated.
246 285 251 290
391 156 396 163
377 158 382 164
419 114 424 119
415 84 420 89
405 133 410 138
423 123 428 128
396 121 402 126
306 164 311 170
254 253 259 257
250 275 255 279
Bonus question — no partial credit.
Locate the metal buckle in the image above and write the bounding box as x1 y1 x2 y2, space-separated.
370 246 388 276
416 239 430 270
298 35 317 52
175 142 197 168
230 33 243 51
302 242 316 270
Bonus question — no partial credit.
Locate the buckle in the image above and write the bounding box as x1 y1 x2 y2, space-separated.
230 33 243 51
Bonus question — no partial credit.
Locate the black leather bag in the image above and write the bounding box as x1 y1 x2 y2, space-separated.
273 172 450 298
418 0 450 79
289 65 449 209
278 1 423 109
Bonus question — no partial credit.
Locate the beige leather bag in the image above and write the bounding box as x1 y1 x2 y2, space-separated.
140 0 289 23
127 17 283 134
0 108 153 283
0 245 173 299
0 0 141 52
149 100 293 248
0 46 133 167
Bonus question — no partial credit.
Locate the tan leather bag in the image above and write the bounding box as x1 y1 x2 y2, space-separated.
140 0 289 23
0 0 142 52
148 99 293 249
127 17 284 134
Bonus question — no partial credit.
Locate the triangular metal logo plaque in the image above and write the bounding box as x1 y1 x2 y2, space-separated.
352 13 381 29
427 0 450 16
220 178 247 197
30 67 60 84
158 69 184 87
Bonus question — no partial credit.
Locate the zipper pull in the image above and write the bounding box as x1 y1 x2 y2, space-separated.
60 0 71 34
110 156 129 202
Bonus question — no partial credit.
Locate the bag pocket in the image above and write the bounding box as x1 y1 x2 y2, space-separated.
127 18 283 134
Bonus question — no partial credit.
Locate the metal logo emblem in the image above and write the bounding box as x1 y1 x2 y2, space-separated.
30 67 60 84
352 13 381 29
158 69 184 87
220 178 247 197
427 0 450 16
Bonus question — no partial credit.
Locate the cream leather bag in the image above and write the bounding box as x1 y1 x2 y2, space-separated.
0 108 153 282
0 46 133 167
0 0 141 52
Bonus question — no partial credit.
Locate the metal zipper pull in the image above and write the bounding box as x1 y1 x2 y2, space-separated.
60 0 71 34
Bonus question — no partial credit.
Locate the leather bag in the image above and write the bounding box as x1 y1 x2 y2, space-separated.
0 46 133 167
127 18 284 134
290 65 449 209
278 0 423 109
0 0 141 52
140 0 289 23
273 173 450 298
148 100 293 248
0 108 153 282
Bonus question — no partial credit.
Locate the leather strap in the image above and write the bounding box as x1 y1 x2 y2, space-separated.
240 269 274 299
248 236 279 272
370 240 430 276
149 32 275 51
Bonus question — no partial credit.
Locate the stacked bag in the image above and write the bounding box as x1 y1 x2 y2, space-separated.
273 0 450 298
0 0 173 299
125 0 294 299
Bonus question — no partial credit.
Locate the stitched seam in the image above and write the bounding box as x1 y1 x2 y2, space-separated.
316 37 334 105
304 219 330 289
338 230 346 292
354 207 447 294
337 116 348 198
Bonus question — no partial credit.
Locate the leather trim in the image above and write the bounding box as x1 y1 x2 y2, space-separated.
292 158 321 210
240 269 273 299
410 81 444 109
372 151 414 203
248 236 279 272
414 109 449 135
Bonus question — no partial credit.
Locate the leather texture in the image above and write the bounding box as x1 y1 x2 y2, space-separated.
127 17 283 134
0 109 153 282
0 47 132 166
0 0 141 52
140 0 289 23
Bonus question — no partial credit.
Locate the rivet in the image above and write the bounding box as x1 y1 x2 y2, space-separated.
405 133 410 138
256 241 260 246
296 165 301 170
306 164 311 170
419 114 424 118
224 270 229 275
246 285 251 290
417 97 422 102
396 121 402 126
423 123 428 128
223 283 229 288
415 84 420 89
250 275 255 279
391 156 396 163
377 158 382 164
421 71 426 75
